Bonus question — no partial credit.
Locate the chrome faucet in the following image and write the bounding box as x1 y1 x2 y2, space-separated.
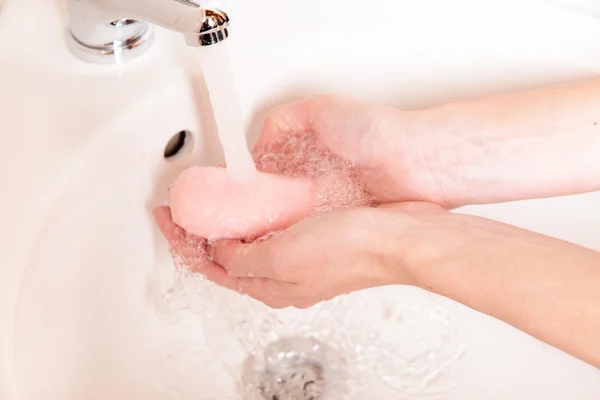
67 0 230 64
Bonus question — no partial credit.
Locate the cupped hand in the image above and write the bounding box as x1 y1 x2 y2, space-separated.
154 94 455 307
206 202 449 308
254 95 447 206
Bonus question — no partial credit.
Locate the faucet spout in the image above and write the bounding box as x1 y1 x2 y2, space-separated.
67 0 230 64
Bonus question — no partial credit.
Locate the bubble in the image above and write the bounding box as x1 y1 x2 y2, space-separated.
160 130 381 337
169 131 379 261
252 131 377 242
152 132 464 398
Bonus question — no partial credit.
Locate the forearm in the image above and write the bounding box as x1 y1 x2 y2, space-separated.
419 79 600 207
406 214 600 368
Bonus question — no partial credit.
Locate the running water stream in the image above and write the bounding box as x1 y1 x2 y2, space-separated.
198 43 256 180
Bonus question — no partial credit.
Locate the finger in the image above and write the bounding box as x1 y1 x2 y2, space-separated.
153 206 183 242
255 99 314 146
154 206 235 287
236 278 296 309
294 301 317 309
154 206 200 259
213 239 282 280
201 261 240 292
153 206 208 260
378 201 446 214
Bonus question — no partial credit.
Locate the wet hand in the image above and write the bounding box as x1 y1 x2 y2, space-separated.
209 204 439 309
153 206 240 291
255 95 447 206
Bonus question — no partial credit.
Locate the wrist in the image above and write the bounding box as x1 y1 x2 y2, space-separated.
381 108 467 208
413 107 474 208
371 203 457 288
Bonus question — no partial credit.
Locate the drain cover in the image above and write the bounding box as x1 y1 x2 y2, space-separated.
259 353 325 400
242 337 346 400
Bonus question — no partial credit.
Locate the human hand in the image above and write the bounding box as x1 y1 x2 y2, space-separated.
253 95 448 206
157 193 600 370
153 206 236 289
154 203 396 308
207 202 451 308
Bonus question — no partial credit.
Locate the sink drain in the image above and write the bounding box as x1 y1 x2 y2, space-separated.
259 352 325 400
242 337 347 400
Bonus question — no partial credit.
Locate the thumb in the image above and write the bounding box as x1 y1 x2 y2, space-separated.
254 98 314 147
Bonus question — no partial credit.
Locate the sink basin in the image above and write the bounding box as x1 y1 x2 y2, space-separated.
2 0 600 399
8 71 225 399
3 68 468 399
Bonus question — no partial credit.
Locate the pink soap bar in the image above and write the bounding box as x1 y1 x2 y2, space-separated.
169 166 316 241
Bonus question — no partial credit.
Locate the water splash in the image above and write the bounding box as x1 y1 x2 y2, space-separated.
336 291 466 398
151 262 466 399
152 85 464 398
252 130 376 214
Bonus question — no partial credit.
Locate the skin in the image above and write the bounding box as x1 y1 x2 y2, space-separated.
154 78 600 368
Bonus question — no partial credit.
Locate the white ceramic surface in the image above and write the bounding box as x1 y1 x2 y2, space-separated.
548 0 600 18
1 0 600 399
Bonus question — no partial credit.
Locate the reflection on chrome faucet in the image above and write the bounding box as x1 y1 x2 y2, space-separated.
67 0 230 64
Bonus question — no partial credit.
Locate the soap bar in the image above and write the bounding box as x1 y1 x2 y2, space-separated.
169 166 316 241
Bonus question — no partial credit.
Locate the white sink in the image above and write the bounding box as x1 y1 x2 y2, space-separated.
1 0 600 399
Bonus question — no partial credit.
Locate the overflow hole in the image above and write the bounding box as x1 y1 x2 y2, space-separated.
164 130 192 159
